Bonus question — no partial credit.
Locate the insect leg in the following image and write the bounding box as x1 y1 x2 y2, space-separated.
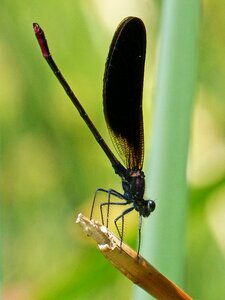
137 214 143 256
114 206 135 249
100 189 124 227
90 188 109 220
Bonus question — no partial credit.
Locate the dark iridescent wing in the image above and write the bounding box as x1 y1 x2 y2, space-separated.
103 17 146 170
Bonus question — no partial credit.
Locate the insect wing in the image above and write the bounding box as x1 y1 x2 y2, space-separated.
103 17 146 170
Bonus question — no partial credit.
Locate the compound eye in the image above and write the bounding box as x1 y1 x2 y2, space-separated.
148 200 156 213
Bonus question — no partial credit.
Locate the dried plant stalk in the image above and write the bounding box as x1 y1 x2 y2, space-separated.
76 214 192 300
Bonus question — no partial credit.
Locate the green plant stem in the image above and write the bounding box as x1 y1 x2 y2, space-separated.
135 1 200 299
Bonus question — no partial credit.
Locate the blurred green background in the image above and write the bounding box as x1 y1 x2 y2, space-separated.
1 0 225 299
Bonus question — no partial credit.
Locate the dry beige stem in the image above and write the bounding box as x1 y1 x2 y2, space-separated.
76 213 192 300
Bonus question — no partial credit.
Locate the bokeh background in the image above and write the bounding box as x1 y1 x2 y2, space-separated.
2 0 225 299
